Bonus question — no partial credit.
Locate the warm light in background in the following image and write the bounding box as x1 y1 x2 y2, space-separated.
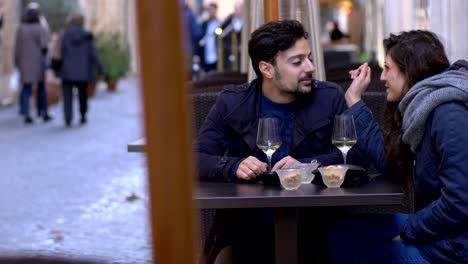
339 0 353 15
341 6 351 15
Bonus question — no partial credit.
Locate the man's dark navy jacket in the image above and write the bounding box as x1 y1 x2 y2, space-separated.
194 79 367 182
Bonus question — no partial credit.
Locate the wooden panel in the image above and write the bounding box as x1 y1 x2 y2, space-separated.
264 0 279 22
135 1 198 264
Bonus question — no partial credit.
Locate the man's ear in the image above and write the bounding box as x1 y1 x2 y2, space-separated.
259 61 274 80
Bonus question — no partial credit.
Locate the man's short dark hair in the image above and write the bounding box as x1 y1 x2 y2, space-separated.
248 20 308 82
209 3 218 9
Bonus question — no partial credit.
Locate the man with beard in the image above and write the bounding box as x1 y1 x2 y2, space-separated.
196 20 367 264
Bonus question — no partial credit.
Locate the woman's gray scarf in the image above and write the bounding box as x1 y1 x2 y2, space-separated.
399 61 468 152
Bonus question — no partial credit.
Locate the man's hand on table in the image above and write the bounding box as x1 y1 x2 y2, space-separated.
236 156 268 180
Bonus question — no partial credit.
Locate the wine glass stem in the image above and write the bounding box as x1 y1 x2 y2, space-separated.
342 152 348 164
267 155 272 172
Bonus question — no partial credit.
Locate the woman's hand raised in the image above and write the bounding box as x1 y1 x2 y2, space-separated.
345 63 371 107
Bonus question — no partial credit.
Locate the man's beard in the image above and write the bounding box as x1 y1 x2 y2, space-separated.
295 76 314 94
274 71 313 94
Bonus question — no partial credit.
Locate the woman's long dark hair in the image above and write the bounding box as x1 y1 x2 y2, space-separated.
382 30 449 190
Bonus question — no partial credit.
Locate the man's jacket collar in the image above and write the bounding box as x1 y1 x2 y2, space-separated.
224 79 331 151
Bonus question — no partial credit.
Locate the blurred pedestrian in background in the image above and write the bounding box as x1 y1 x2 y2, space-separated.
199 3 220 72
182 1 202 79
23 2 53 119
327 20 344 42
219 1 243 71
59 13 103 127
15 7 51 124
27 1 50 37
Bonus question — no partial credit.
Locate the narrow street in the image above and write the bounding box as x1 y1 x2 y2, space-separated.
0 78 153 263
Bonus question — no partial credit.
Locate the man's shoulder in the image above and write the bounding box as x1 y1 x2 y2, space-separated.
219 80 257 97
222 82 251 92
213 81 258 111
313 80 343 94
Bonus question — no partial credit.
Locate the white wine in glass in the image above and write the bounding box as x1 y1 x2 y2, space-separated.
332 115 357 164
257 143 281 156
332 138 357 153
257 117 282 172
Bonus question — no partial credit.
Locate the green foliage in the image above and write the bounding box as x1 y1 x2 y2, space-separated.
96 33 131 83
358 51 373 64
22 0 79 33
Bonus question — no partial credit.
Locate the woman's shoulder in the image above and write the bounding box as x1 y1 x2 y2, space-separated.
429 102 468 133
17 23 45 36
432 101 467 117
18 23 40 30
29 23 46 32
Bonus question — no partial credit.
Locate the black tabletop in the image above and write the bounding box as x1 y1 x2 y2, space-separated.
195 179 403 209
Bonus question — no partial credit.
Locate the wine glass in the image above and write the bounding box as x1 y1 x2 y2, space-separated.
256 117 282 172
332 114 357 164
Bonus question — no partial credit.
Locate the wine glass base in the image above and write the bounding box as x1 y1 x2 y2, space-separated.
259 172 280 186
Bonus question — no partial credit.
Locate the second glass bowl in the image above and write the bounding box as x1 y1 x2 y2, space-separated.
317 165 348 188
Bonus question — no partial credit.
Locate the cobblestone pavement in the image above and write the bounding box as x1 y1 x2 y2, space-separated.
0 78 153 263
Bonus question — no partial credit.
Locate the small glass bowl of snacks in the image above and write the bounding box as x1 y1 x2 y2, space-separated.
317 165 348 188
275 168 303 190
